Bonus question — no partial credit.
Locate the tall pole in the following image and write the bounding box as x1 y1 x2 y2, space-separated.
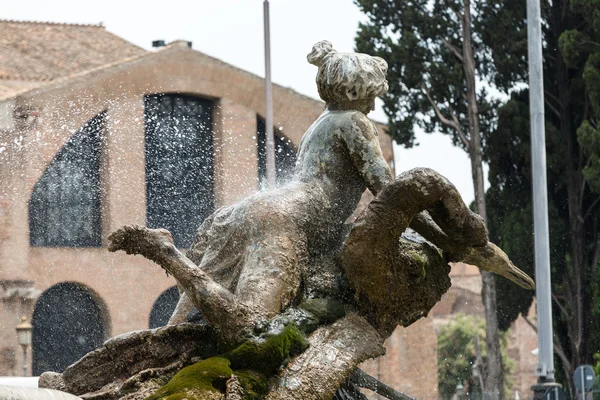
263 0 276 187
527 0 555 388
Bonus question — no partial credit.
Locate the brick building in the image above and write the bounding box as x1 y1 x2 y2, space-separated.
0 19 536 399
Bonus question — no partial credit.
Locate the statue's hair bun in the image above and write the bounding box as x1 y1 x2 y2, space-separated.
307 41 336 67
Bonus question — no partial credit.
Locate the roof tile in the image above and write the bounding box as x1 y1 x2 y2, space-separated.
0 20 147 82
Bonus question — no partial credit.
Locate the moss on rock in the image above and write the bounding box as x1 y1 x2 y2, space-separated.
227 324 309 375
235 370 268 400
145 357 232 400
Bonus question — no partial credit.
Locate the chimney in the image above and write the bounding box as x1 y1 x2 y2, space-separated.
152 40 166 48
167 40 193 49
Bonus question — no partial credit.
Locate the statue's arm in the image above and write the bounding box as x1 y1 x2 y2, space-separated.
344 112 393 195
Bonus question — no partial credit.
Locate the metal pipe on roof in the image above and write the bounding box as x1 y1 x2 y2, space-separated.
263 0 276 187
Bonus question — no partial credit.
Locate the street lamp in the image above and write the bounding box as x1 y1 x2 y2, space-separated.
16 315 32 376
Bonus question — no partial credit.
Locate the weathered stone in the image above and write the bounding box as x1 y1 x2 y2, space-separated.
40 323 217 396
50 41 534 400
265 314 385 400
38 372 66 392
344 167 534 336
225 375 244 400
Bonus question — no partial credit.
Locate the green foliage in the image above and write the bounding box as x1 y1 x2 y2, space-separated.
437 315 514 399
474 0 530 90
593 353 600 377
559 30 587 68
583 53 600 118
485 90 571 331
578 121 600 193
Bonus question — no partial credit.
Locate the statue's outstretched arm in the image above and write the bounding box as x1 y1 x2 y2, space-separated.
343 112 393 196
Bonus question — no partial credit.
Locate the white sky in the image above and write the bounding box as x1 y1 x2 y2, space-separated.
3 0 485 204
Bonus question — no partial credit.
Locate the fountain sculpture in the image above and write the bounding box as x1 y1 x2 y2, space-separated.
38 41 534 400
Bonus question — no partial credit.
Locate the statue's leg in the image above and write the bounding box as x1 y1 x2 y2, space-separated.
108 225 258 342
168 288 194 325
265 314 385 400
233 233 304 323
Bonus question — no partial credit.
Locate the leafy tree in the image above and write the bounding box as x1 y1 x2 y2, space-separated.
438 314 514 399
485 90 569 332
354 0 507 395
480 0 600 393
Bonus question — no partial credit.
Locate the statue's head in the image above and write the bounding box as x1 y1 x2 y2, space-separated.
308 41 388 110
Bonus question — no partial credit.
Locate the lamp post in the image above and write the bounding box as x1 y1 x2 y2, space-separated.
527 0 561 396
16 315 32 377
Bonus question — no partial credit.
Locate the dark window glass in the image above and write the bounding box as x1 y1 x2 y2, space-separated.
29 113 104 247
145 94 214 248
32 282 107 375
257 116 297 187
149 286 180 329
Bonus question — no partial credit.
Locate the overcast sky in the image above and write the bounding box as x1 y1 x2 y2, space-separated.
3 0 485 203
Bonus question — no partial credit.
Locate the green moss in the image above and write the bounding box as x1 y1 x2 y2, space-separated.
235 370 268 400
227 324 309 375
145 357 232 400
405 248 427 280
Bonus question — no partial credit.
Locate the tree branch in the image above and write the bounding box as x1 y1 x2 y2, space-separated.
582 40 600 49
422 87 469 147
544 98 561 119
553 338 573 378
442 39 463 62
544 90 561 108
451 8 464 23
523 316 573 375
584 195 600 220
451 111 470 146
591 233 600 274
522 315 537 332
552 293 570 319
580 173 586 211
350 369 415 400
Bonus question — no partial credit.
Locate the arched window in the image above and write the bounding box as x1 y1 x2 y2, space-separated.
145 94 214 248
257 116 297 187
149 286 180 329
32 282 108 375
29 113 104 247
